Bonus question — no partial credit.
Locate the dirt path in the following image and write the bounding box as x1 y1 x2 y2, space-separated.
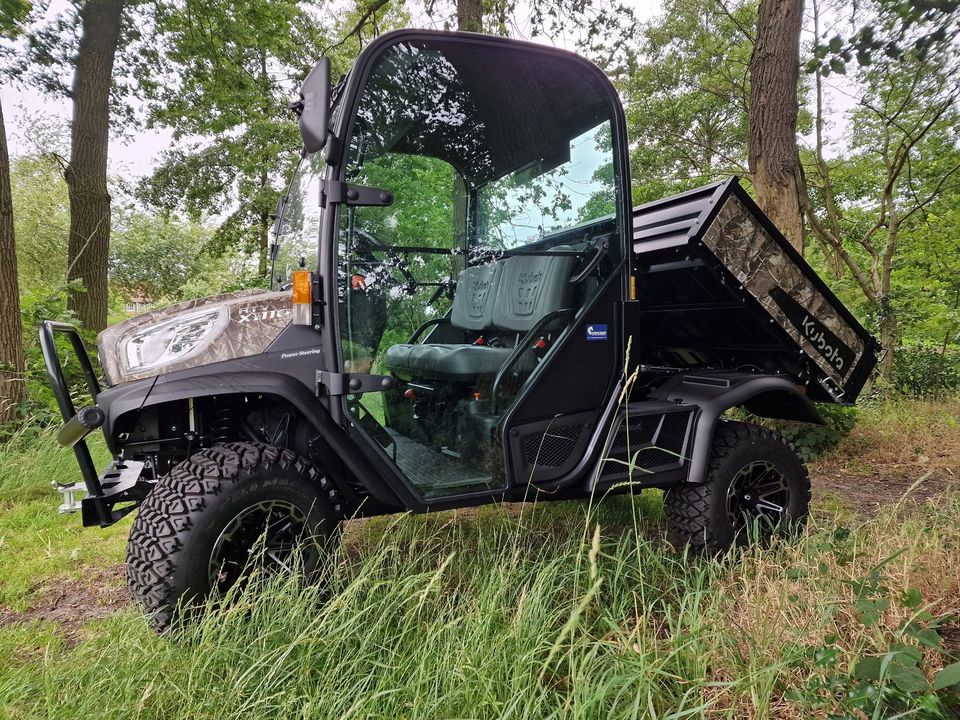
0 564 127 644
810 466 957 516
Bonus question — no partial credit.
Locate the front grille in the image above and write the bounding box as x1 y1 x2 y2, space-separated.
522 423 583 468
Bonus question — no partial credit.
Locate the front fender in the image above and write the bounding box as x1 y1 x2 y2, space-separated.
95 371 409 510
649 373 823 484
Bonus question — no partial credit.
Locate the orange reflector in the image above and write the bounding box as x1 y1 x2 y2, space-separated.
292 271 312 304
630 275 637 301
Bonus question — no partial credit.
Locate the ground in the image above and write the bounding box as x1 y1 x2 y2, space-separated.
0 397 957 718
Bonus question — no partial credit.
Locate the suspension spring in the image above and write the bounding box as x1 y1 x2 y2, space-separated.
209 402 237 444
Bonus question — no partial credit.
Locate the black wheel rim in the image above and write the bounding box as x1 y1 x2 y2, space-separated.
725 460 790 533
208 500 313 595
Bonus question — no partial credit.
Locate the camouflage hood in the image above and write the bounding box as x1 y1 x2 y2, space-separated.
98 290 293 386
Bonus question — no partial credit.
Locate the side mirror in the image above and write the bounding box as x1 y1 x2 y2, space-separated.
298 58 330 154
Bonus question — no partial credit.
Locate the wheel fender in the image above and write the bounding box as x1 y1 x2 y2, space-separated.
649 374 822 485
97 371 408 509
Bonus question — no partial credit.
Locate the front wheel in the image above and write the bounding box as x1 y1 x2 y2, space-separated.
126 442 341 633
664 421 810 554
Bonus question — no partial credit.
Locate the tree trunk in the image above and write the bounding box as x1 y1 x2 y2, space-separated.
749 0 805 252
258 212 269 278
0 99 25 425
457 0 482 32
65 0 125 333
878 306 896 382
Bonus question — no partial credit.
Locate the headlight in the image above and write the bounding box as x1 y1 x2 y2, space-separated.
120 307 229 373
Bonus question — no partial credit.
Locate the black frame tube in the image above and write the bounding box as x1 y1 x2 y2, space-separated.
39 321 108 520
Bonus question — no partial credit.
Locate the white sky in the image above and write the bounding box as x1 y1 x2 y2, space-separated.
1 0 848 181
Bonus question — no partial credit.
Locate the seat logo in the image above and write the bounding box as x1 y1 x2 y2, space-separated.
586 324 608 341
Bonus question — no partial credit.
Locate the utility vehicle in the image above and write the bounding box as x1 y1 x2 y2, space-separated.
42 29 879 632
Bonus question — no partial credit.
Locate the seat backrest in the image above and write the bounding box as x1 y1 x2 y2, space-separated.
492 246 576 332
450 262 503 331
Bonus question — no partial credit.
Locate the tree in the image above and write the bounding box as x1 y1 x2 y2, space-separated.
748 0 805 251
0 0 30 425
109 211 210 303
138 0 338 277
620 0 754 204
456 0 481 32
801 0 960 379
62 0 126 333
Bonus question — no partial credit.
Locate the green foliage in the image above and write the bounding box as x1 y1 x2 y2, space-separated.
11 284 86 429
807 0 960 76
619 0 754 204
891 345 960 398
137 0 344 275
788 553 960 718
9 151 69 292
737 403 860 462
109 210 211 303
0 0 30 37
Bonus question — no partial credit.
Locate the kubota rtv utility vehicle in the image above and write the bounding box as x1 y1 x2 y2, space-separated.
42 30 879 631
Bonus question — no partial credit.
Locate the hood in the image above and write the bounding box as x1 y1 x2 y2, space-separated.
98 290 293 386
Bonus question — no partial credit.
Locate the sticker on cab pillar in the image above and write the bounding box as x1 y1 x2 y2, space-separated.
586 324 608 342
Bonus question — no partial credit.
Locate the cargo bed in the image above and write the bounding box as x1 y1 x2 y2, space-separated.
627 177 879 404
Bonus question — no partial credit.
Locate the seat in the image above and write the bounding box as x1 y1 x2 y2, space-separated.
385 262 506 380
384 343 513 378
384 246 576 381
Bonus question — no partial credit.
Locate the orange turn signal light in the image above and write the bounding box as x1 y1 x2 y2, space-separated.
292 271 312 304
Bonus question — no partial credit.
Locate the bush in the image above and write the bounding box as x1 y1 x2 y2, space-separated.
7 285 93 434
891 344 960 398
736 403 859 462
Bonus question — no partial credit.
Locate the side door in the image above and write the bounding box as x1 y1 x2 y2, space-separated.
330 35 628 502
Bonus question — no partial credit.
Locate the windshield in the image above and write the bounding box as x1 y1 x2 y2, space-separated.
476 122 615 249
273 152 324 280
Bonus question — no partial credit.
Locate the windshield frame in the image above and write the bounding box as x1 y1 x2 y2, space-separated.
317 30 632 501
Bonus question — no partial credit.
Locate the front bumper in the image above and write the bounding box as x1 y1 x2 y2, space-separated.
39 321 153 527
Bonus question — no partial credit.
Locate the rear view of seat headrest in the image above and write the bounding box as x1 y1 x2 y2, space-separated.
492 246 576 332
450 262 503 331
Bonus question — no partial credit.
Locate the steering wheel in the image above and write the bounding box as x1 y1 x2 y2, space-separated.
351 229 419 293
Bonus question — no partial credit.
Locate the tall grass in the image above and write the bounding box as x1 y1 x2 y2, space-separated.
1 488 958 719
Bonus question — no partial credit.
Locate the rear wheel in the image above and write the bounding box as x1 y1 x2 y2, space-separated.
664 421 809 553
126 442 341 633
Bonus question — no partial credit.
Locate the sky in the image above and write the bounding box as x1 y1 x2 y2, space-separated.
2 0 850 182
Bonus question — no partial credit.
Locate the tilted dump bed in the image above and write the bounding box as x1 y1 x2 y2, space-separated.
629 177 879 404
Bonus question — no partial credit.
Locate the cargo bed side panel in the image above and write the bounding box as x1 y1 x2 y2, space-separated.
702 192 866 389
630 177 879 403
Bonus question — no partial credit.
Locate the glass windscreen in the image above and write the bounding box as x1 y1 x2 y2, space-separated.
476 123 615 250
273 152 324 280
338 37 621 499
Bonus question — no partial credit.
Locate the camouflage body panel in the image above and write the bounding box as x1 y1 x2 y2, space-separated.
701 194 866 385
98 290 293 385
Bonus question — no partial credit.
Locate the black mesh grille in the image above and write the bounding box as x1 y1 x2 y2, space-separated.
601 408 692 478
522 423 583 467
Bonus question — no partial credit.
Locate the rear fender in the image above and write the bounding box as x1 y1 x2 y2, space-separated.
649 373 822 485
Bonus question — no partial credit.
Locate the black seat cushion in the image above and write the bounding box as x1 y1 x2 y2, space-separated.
385 343 513 379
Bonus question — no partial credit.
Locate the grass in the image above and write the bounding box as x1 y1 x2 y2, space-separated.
0 402 957 719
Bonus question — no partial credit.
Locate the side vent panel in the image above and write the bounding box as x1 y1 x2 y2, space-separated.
509 410 598 485
599 403 694 485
